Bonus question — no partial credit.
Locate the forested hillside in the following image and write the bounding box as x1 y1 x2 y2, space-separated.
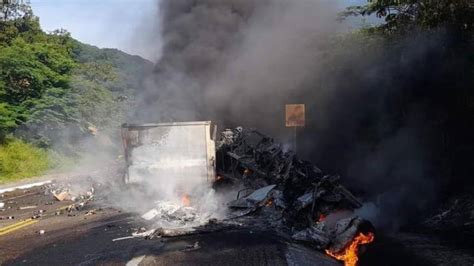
0 4 152 181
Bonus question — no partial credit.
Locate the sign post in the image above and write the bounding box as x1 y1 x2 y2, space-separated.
285 104 305 152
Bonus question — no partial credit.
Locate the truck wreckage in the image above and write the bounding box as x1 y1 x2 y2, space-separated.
120 122 375 266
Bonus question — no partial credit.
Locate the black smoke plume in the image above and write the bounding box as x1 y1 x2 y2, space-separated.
133 0 474 231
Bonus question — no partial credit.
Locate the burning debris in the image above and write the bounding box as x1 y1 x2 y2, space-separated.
325 231 374 266
213 127 375 265
140 201 202 228
119 125 374 265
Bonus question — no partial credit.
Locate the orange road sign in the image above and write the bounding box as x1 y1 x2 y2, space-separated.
285 104 305 127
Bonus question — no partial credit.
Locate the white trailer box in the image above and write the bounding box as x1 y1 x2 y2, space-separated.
121 122 216 188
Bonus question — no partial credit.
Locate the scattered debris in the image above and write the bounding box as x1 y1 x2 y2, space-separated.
39 230 45 235
183 241 201 251
0 202 4 209
112 229 156 242
141 209 159 221
228 184 276 209
53 191 71 202
85 209 97 216
140 201 205 229
150 227 196 238
290 216 374 255
292 224 330 249
48 183 96 217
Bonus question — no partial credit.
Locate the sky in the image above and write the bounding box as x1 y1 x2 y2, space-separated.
30 0 161 60
30 0 368 61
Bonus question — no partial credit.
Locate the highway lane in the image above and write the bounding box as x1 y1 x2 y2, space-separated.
3 181 464 265
0 182 339 266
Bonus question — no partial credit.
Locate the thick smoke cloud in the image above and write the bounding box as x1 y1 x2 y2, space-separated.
136 0 267 121
133 0 456 231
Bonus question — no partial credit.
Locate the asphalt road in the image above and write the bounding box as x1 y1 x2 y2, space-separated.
1 182 474 266
0 182 339 266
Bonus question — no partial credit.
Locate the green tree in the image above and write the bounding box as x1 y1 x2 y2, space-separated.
0 1 37 44
0 39 74 104
342 0 474 35
0 103 20 141
73 78 119 129
0 0 32 22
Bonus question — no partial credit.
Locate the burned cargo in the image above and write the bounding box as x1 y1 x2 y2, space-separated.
214 127 374 265
120 124 374 265
215 128 363 222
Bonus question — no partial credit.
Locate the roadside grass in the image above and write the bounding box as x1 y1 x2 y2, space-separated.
0 138 51 184
0 137 113 184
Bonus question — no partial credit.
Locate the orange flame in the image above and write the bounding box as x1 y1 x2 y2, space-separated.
181 194 190 206
265 199 273 207
318 214 326 222
325 232 374 266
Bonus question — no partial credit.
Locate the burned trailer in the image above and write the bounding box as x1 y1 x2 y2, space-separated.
121 122 217 186
119 123 374 264
215 128 368 230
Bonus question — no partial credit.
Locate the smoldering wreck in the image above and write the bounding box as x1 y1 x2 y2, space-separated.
118 122 376 266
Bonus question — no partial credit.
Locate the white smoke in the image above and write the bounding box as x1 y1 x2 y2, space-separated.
125 125 225 228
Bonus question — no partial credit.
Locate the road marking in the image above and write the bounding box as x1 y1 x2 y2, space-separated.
0 204 72 237
0 219 38 236
0 180 52 194
126 255 146 266
0 219 34 232
1 191 41 201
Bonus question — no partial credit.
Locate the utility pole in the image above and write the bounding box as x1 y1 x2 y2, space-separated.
285 104 305 152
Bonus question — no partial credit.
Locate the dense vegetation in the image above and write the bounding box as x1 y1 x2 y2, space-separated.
0 3 152 182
